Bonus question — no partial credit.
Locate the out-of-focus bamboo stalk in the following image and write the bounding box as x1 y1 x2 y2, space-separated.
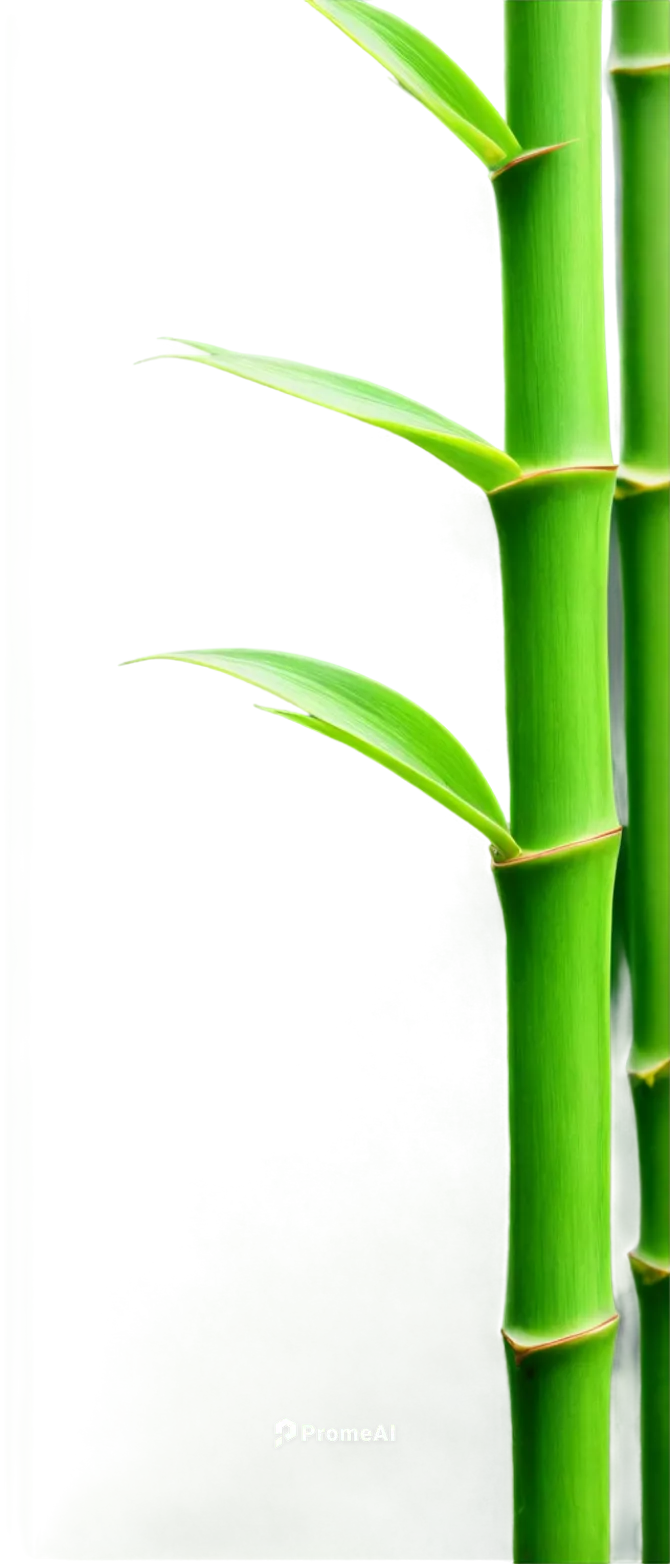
611 4 670 1558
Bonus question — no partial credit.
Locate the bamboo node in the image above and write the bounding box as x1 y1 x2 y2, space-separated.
614 466 670 500
628 1056 670 1088
502 1314 619 1366
490 140 577 181
629 1252 670 1287
493 826 622 872
609 55 670 77
488 463 616 497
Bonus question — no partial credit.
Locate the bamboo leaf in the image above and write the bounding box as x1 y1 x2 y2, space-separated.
305 0 521 168
150 341 520 492
128 647 519 858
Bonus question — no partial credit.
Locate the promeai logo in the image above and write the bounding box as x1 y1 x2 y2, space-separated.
275 1419 297 1448
275 1422 396 1446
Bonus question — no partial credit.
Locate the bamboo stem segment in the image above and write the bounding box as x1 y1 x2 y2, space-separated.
611 4 670 1558
491 7 619 1556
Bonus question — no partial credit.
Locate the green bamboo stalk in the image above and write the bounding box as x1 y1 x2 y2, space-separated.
491 6 620 1558
134 3 624 1554
610 4 670 1559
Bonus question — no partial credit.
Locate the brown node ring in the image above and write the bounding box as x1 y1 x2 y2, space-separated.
490 139 577 181
503 1314 620 1367
493 826 622 872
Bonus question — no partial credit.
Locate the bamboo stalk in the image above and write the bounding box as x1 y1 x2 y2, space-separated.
137 2 627 1553
491 6 620 1557
611 4 670 1558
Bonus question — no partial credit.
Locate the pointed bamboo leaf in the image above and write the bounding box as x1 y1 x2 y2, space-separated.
305 0 521 168
264 710 504 825
128 647 519 858
150 341 520 492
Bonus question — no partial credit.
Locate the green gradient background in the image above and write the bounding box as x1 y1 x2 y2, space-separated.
0 3 638 1564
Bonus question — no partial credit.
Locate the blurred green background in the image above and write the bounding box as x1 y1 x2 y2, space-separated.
0 3 638 1564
